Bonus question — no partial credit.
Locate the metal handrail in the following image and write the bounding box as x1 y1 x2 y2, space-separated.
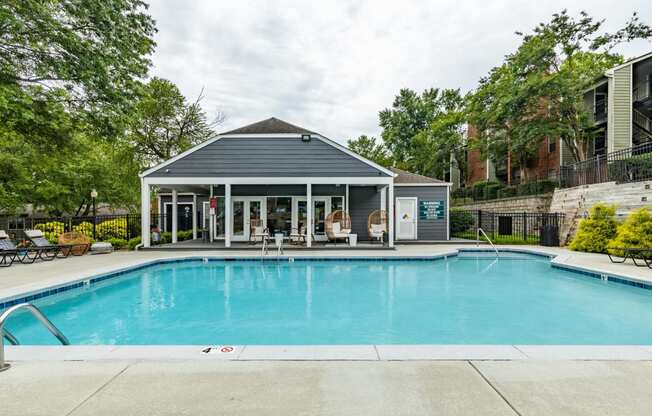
476 228 499 257
1 303 70 372
2 328 18 345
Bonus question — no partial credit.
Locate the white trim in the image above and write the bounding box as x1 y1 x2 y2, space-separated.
606 51 652 73
225 184 231 247
313 134 396 178
144 177 393 186
388 184 394 247
140 179 151 247
306 184 312 248
139 136 223 178
217 133 305 138
171 190 178 243
192 194 198 240
446 186 450 241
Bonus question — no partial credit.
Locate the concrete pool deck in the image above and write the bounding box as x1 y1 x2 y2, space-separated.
4 360 652 415
2 245 652 415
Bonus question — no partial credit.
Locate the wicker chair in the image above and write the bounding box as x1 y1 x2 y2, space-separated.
325 210 352 245
58 231 91 256
367 210 387 244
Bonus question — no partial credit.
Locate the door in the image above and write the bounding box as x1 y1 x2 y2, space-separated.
294 197 330 239
396 197 417 240
164 203 193 232
231 198 265 241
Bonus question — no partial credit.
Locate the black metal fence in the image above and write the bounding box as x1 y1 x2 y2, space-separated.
452 177 559 202
450 210 564 246
559 142 652 188
0 214 142 242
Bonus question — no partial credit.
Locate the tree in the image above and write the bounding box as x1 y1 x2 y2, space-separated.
1 0 156 111
129 78 224 165
347 135 392 167
467 10 652 178
378 88 466 178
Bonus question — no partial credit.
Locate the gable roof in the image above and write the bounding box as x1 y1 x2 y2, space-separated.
140 118 396 178
220 117 316 135
390 167 447 185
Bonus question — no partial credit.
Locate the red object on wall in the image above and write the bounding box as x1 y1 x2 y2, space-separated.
209 197 217 209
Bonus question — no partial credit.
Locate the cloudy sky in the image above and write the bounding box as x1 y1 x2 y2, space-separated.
147 0 652 144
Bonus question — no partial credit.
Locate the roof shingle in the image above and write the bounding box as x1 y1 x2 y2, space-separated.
390 167 446 184
220 117 316 135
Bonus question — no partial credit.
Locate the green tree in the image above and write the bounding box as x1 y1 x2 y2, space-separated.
129 78 223 165
467 10 652 178
569 203 619 253
347 135 392 167
378 88 466 178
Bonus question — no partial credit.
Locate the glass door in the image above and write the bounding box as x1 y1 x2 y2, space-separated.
313 200 326 235
232 198 265 241
232 200 245 241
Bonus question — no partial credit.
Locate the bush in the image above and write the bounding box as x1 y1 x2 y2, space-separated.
177 230 194 241
96 218 128 240
569 203 618 253
128 236 142 250
72 221 94 237
450 210 475 234
608 155 652 183
160 232 172 244
607 208 652 254
106 237 128 249
484 183 503 200
472 180 502 200
34 221 65 244
497 186 517 199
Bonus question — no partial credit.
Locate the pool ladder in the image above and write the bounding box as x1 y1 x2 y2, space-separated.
1 303 70 372
476 228 499 257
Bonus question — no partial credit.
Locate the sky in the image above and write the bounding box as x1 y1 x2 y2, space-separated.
147 0 652 144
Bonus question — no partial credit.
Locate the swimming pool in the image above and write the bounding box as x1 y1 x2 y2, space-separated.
4 253 652 345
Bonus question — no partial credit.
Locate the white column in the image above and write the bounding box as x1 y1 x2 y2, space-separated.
388 182 394 248
157 196 162 230
192 194 198 240
380 186 387 212
171 189 178 243
345 184 349 214
141 179 151 247
306 183 312 248
225 184 231 248
209 185 214 243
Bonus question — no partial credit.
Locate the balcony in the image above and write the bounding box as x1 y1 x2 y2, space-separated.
633 77 652 108
593 98 607 124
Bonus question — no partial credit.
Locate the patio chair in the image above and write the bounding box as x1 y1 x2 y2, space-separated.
367 210 387 244
0 230 49 264
58 231 91 256
290 225 308 245
325 210 352 246
607 247 652 267
249 219 269 245
24 229 72 259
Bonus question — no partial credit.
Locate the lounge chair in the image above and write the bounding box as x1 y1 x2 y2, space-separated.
249 219 269 245
607 247 652 267
325 210 352 246
0 230 50 264
24 229 72 259
368 210 387 244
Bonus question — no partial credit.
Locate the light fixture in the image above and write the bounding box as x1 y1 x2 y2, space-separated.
90 189 98 199
301 134 311 142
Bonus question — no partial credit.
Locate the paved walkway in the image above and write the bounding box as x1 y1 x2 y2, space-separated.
3 359 652 415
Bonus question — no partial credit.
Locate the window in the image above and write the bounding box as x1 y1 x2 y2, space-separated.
266 197 292 235
331 196 344 212
548 137 556 153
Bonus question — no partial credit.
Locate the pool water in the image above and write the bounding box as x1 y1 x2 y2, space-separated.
5 255 652 345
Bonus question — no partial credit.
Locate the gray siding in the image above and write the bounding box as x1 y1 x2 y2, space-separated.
395 186 449 241
147 137 389 177
349 186 381 240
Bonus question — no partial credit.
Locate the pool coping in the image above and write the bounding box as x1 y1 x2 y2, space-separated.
3 247 652 362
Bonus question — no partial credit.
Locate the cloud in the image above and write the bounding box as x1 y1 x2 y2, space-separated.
147 0 652 143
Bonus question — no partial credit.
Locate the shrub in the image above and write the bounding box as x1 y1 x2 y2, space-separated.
35 221 65 244
128 236 142 250
450 210 475 234
72 221 94 237
497 186 517 199
472 180 502 200
96 218 128 240
177 230 194 241
607 208 652 254
484 183 503 200
569 203 618 253
106 237 128 249
160 232 172 244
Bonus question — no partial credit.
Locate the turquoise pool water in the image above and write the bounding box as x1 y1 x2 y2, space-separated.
5 254 652 345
